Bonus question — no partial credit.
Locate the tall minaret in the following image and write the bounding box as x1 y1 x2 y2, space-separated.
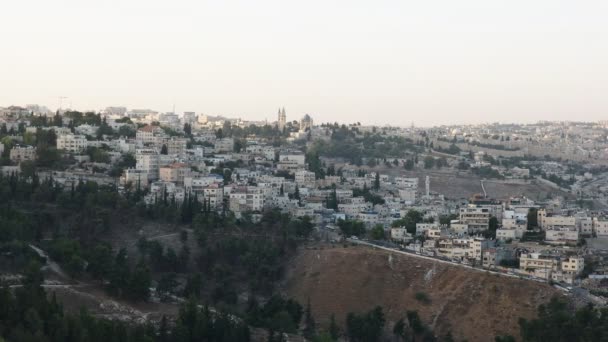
425 176 430 197
278 107 286 130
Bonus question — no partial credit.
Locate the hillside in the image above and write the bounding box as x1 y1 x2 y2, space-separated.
284 245 566 341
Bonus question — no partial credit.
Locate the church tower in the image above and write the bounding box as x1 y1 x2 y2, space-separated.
278 107 286 130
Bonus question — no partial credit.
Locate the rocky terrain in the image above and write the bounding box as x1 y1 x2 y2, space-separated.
284 244 566 341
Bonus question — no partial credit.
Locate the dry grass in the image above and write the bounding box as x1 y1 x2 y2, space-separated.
284 244 566 341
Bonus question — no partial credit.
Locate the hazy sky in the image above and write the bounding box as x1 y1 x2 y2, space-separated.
1 0 607 126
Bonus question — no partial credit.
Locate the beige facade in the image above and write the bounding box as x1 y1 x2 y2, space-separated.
159 163 191 185
295 170 316 187
459 206 490 232
9 145 36 162
57 134 87 153
519 253 559 272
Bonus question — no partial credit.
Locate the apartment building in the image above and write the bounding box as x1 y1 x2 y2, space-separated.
229 186 265 213
459 205 490 232
578 217 594 236
482 248 515 268
159 163 191 185
57 134 87 153
162 137 188 156
214 138 234 153
537 209 576 229
561 257 585 275
136 148 160 180
391 227 413 242
593 218 608 237
395 177 418 189
120 168 149 188
295 170 316 187
416 222 439 236
398 188 416 203
545 228 579 244
519 253 559 272
278 152 306 165
9 145 36 162
136 125 162 144
338 202 373 217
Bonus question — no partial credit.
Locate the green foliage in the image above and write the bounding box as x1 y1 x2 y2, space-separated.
306 151 325 179
527 208 538 229
518 297 608 342
435 143 461 155
488 216 499 238
346 306 385 342
406 310 425 335
64 111 103 126
246 295 303 333
329 314 340 340
414 291 431 304
370 224 385 240
521 231 545 242
0 282 250 342
391 210 423 235
472 166 504 179
193 210 313 295
439 214 458 226
423 156 435 169
85 146 110 163
404 159 415 170
353 187 385 205
326 189 338 210
337 219 366 237
307 129 422 165
393 318 406 339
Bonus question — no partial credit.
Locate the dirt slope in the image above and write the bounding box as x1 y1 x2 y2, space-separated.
284 245 565 341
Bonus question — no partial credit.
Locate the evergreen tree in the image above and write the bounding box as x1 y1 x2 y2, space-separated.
329 314 340 341
374 173 380 190
303 298 316 339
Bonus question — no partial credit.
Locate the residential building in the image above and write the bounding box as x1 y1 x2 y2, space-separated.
214 138 234 153
136 125 162 144
57 134 87 153
9 145 36 163
136 148 160 180
120 168 149 188
391 227 413 243
295 170 316 187
459 205 491 232
159 163 191 185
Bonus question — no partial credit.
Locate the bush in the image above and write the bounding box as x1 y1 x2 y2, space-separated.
414 291 431 304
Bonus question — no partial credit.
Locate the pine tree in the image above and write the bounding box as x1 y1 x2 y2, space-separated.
329 314 339 340
303 298 316 338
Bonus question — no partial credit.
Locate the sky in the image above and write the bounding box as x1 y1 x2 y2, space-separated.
1 0 607 127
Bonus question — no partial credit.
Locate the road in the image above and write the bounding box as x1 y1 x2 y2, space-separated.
29 244 71 280
480 179 487 197
347 238 542 282
346 238 608 305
